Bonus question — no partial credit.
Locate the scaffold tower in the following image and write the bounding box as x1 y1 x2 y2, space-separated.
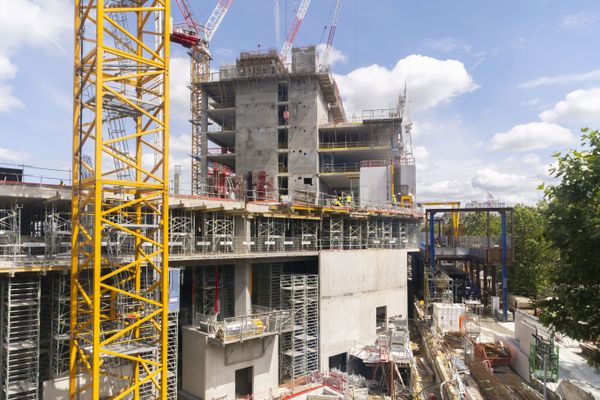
279 274 319 382
0 276 41 400
71 0 170 398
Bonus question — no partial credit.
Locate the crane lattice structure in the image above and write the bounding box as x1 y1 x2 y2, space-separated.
71 1 170 398
318 0 342 71
171 0 233 195
280 0 312 62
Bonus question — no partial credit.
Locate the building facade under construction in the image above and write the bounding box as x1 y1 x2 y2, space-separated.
0 47 421 400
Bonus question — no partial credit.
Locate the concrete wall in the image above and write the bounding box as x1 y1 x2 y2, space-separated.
318 249 408 369
287 78 322 195
359 166 390 207
235 80 279 183
182 328 278 400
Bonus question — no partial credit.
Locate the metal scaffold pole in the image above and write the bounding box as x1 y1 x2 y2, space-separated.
70 0 170 398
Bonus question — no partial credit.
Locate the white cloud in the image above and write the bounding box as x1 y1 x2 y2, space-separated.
519 69 600 89
0 146 29 163
170 56 191 119
170 133 191 154
491 122 574 152
539 88 600 126
334 55 478 117
427 38 471 53
316 43 348 67
471 168 533 193
561 12 599 30
0 55 17 80
0 85 23 112
0 0 70 111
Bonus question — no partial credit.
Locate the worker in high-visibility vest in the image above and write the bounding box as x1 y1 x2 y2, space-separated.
392 194 397 206
335 196 342 207
345 195 352 206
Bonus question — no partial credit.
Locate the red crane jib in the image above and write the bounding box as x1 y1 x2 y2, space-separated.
171 31 199 48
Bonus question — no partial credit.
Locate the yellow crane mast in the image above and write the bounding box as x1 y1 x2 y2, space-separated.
71 0 170 398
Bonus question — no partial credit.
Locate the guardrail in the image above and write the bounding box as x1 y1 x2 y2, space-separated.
195 309 291 344
320 163 361 173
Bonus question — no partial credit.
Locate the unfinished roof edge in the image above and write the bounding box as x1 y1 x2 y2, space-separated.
206 45 346 123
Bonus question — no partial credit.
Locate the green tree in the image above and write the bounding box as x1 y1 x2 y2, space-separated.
461 212 500 237
539 128 600 343
511 204 557 298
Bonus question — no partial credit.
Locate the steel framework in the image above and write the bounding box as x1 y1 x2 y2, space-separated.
71 0 170 398
50 273 71 378
279 274 318 382
0 276 41 400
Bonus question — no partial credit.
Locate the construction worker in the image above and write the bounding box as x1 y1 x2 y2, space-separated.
283 107 290 125
345 194 352 207
392 194 397 206
335 196 342 207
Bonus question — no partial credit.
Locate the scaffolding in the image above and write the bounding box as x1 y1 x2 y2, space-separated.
292 220 318 250
166 312 178 400
346 219 363 249
169 210 195 255
0 275 40 400
0 207 20 261
44 202 71 257
258 218 286 251
49 273 70 378
279 274 319 383
202 212 234 253
197 266 235 321
322 217 343 249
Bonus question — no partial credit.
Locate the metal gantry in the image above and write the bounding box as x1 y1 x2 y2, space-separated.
71 0 170 398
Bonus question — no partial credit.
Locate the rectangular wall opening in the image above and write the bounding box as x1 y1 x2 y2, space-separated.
376 306 387 334
278 128 288 149
278 153 288 173
329 352 347 372
277 82 289 102
235 366 253 398
278 176 288 196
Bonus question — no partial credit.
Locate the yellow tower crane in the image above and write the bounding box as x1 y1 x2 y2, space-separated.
71 1 171 398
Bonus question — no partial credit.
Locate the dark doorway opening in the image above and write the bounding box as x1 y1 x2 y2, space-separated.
235 366 253 398
329 352 347 372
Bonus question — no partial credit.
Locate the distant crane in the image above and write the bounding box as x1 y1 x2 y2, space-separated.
319 0 342 71
171 0 233 194
280 0 312 62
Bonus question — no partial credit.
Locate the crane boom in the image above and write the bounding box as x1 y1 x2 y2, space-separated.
320 0 342 70
170 0 234 194
204 0 233 42
280 0 311 62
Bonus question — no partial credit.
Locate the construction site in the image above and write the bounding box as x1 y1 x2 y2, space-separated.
0 1 599 400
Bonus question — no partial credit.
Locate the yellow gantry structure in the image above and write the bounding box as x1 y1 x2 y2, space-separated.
71 0 170 399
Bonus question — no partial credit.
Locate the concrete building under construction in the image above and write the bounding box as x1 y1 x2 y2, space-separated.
0 47 421 399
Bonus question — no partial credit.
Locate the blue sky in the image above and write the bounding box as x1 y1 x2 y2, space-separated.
1 0 600 203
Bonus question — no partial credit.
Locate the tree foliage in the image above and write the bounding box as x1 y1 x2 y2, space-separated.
539 128 600 343
511 204 557 298
460 206 556 299
461 212 500 237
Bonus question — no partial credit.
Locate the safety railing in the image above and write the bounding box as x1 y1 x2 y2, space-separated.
171 233 421 257
356 108 401 122
194 309 291 344
206 147 235 155
318 140 390 150
320 163 361 173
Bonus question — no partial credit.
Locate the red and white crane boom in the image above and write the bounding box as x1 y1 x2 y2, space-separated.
280 0 312 62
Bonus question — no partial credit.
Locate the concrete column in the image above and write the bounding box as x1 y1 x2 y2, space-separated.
200 87 209 181
234 262 252 316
